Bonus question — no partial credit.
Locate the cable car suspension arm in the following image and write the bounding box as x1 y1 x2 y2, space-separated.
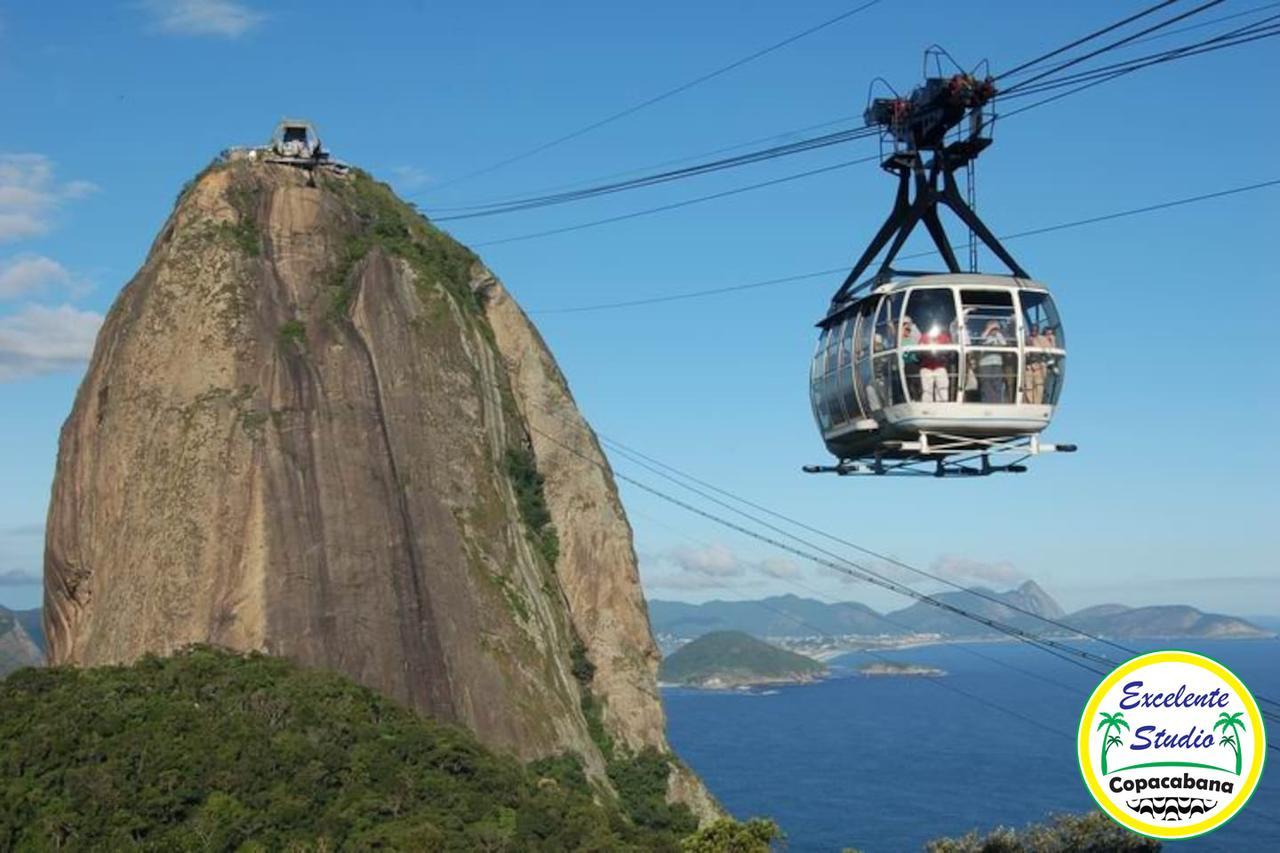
830 65 1029 308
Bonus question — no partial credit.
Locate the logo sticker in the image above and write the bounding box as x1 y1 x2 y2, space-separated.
1078 650 1266 839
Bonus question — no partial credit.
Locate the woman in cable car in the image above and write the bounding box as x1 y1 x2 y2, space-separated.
808 274 1070 475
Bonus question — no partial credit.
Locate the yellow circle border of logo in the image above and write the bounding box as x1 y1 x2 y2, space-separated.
1077 649 1267 839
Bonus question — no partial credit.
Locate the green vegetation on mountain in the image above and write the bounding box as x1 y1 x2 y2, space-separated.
660 631 825 687
505 446 561 568
680 818 781 852
328 168 482 320
0 648 721 851
567 631 699 839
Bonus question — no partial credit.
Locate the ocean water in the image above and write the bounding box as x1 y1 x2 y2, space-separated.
663 639 1279 852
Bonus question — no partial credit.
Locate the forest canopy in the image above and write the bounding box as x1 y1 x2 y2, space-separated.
0 647 707 851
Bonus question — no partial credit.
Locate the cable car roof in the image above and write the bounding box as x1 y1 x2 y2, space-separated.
821 272 1052 326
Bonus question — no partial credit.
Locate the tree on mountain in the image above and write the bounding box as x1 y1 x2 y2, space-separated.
926 811 1160 852
680 818 780 853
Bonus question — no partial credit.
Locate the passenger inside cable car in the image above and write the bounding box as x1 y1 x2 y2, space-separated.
904 287 957 403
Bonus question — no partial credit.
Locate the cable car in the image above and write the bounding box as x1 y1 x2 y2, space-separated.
805 56 1074 477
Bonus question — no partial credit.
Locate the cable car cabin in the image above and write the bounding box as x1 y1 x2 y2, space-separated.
807 274 1073 476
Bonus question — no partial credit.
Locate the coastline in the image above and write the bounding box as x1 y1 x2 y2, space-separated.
790 632 1277 663
658 672 827 691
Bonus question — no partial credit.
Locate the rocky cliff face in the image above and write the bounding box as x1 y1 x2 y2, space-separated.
43 158 714 816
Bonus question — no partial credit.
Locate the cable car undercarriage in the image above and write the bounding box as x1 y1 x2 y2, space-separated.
807 52 1075 477
804 432 1077 478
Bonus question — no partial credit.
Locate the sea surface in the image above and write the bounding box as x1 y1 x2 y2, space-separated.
663 639 1278 852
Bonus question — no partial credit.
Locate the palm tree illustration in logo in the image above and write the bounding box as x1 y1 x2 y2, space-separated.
1097 710 1130 775
1213 711 1246 775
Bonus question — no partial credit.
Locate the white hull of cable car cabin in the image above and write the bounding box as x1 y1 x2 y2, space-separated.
823 402 1054 460
810 274 1067 464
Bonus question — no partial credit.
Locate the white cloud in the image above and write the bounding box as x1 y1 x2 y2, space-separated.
139 0 264 38
644 572 762 592
61 180 99 200
930 554 1024 587
667 543 745 578
0 154 99 243
643 543 810 592
0 213 45 242
759 556 802 579
0 304 102 381
0 255 76 300
391 166 433 192
0 568 41 587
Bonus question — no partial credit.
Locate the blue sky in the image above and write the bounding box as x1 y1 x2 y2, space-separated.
1 0 1277 617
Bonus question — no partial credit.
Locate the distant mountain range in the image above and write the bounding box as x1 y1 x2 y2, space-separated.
648 582 1273 642
0 605 45 676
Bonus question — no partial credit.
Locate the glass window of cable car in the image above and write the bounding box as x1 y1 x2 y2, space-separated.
811 328 825 381
1044 355 1065 403
839 315 861 420
873 292 903 352
903 288 959 403
948 289 1017 404
839 316 855 369
810 328 829 429
832 317 853 425
966 351 1018 403
864 299 898 409
905 288 957 341
1020 290 1064 348
820 325 837 428
837 366 858 423
1018 290 1066 405
959 290 1017 346
854 300 878 413
825 377 845 427
823 322 840 373
874 349 906 407
1023 352 1066 405
869 293 906 406
819 317 851 427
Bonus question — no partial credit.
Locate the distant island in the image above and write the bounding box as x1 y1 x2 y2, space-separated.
659 631 826 689
857 661 945 677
